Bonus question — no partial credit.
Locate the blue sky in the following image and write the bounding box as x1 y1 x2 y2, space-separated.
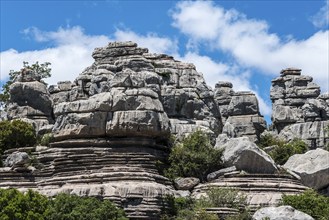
1 0 328 122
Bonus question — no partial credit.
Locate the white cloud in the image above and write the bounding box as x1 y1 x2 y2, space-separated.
114 29 178 55
311 0 329 28
171 1 329 93
0 26 178 86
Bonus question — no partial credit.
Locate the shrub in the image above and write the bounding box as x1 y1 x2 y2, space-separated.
258 134 308 165
39 133 54 146
0 188 49 220
269 138 308 165
162 188 250 220
164 130 223 182
0 120 36 154
45 193 128 220
281 189 329 220
0 188 128 220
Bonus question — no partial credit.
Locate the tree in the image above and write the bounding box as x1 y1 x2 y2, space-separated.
164 130 223 182
0 120 37 155
45 193 128 220
0 188 49 220
0 61 51 107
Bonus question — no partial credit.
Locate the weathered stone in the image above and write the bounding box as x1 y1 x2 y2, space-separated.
283 148 329 190
215 137 278 174
4 151 30 168
279 121 329 149
207 166 237 181
174 177 200 190
228 92 259 116
253 205 314 220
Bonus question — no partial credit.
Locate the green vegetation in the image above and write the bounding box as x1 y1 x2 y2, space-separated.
0 120 36 154
281 189 329 220
162 187 250 220
39 133 54 147
164 130 224 182
258 134 308 165
0 61 51 107
0 188 128 220
46 193 127 220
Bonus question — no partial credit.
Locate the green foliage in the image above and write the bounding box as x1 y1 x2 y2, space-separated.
0 188 128 220
0 120 36 154
269 138 308 165
258 133 286 149
0 61 51 107
281 189 329 220
46 193 128 220
0 188 49 220
164 130 223 182
203 187 247 209
39 133 54 147
258 134 308 165
162 188 250 220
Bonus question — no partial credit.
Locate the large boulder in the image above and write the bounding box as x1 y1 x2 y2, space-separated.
215 136 278 174
174 177 200 190
253 206 314 220
4 151 30 168
283 148 329 189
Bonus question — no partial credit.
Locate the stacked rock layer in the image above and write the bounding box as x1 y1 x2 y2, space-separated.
270 68 329 148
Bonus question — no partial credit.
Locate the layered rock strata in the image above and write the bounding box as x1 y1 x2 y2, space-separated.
215 83 266 142
1 41 224 219
270 68 329 148
193 173 308 212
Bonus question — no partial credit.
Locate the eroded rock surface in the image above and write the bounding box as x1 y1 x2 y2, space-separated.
283 148 329 190
270 68 329 148
215 84 266 142
252 205 314 220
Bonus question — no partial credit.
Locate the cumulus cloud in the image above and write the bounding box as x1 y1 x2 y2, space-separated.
311 0 329 28
0 26 178 86
171 1 329 93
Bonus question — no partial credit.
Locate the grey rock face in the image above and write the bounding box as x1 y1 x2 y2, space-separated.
174 177 200 190
207 166 237 181
283 148 329 190
215 85 266 143
270 68 329 148
252 205 314 220
4 151 30 168
7 81 54 133
215 137 278 174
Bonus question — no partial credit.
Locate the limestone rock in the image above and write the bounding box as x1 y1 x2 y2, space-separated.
174 177 200 190
283 148 329 190
215 137 278 174
279 121 329 149
215 87 266 142
4 151 30 168
252 206 314 220
207 166 237 181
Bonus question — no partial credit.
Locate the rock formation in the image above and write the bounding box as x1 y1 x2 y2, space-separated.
283 148 329 190
215 83 266 143
270 68 329 148
252 205 314 220
1 42 328 219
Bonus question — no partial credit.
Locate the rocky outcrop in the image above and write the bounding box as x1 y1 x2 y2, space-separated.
7 81 54 134
253 205 314 220
215 84 266 142
283 148 329 190
174 177 200 190
193 173 308 211
270 68 329 148
215 136 278 174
